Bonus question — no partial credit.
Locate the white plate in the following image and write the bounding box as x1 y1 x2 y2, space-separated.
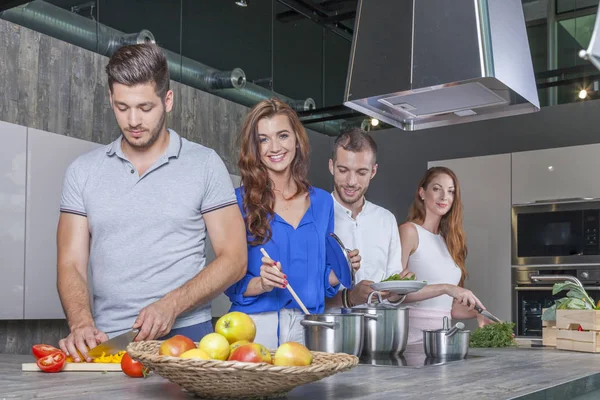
370 280 427 295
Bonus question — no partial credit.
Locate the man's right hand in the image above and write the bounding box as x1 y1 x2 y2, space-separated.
58 325 108 362
348 280 376 306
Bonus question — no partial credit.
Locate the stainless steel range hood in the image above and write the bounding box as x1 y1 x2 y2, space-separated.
344 0 540 131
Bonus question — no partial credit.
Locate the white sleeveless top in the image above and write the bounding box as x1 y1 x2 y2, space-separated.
407 223 462 312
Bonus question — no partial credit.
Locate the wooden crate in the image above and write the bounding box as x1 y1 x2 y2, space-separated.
556 309 600 331
542 308 557 346
556 329 600 353
555 310 600 353
543 327 557 347
542 308 556 328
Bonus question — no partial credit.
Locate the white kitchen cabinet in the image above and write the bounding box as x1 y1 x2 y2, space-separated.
429 153 512 330
25 128 102 319
512 143 600 205
0 121 27 319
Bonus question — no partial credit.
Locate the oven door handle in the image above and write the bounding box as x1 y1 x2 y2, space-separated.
514 197 599 205
514 286 600 291
530 275 584 288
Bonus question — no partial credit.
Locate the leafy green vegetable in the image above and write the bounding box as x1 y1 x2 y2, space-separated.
541 281 597 321
470 322 517 348
382 273 416 282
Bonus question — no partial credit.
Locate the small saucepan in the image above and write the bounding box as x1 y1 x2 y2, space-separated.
422 316 470 359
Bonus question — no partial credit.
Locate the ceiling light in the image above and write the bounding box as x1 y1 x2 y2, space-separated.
235 0 248 6
370 118 379 127
578 89 588 99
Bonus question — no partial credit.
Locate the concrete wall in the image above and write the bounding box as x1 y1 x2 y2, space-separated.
0 18 333 354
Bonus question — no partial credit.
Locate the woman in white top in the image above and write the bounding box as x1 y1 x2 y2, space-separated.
398 166 491 344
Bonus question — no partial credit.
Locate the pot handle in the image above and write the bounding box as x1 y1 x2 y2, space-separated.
445 322 465 337
367 291 406 307
367 291 384 304
387 295 407 307
363 314 379 321
300 320 338 330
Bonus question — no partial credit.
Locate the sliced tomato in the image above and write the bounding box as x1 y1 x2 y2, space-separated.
32 344 62 360
37 351 66 373
121 352 149 378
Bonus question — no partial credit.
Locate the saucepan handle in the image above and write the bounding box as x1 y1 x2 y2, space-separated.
300 320 338 330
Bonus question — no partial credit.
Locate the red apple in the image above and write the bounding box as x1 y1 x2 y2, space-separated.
215 312 256 344
159 335 196 357
229 339 250 357
228 343 272 364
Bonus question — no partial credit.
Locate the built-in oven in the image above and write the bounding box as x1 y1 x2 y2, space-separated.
512 199 600 266
512 267 600 337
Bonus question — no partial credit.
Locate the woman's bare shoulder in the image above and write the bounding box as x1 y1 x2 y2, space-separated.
399 221 420 253
399 221 418 236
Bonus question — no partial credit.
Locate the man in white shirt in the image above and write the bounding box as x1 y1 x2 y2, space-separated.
325 128 403 308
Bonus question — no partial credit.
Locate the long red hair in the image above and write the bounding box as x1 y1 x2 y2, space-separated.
238 98 311 245
407 167 468 286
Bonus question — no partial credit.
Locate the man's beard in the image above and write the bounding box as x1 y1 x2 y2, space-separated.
122 110 166 149
335 181 367 205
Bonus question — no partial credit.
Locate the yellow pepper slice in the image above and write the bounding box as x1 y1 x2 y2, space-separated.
65 350 125 363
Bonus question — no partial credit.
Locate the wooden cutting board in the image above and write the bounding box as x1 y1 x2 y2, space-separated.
22 362 122 372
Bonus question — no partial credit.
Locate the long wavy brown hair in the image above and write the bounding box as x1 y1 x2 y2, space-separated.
407 167 468 286
238 98 311 245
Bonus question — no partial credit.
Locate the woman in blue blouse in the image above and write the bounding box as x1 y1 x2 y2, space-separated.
225 98 359 349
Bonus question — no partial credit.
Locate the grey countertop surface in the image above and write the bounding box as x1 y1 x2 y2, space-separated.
3 345 600 399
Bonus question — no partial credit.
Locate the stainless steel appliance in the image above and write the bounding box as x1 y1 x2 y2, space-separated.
349 292 409 355
358 347 482 369
512 200 600 267
344 0 539 131
512 266 600 337
511 199 600 337
423 317 470 359
301 313 374 356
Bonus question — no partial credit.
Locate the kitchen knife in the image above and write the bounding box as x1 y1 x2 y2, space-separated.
87 329 139 358
474 305 503 324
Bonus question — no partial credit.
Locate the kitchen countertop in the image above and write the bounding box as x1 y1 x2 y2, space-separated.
3 345 600 399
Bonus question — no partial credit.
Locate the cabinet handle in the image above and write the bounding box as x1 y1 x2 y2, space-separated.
514 197 599 206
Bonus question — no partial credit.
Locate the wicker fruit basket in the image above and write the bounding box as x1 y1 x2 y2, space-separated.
127 341 359 399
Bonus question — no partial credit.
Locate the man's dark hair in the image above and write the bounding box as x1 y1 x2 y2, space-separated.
105 44 170 98
332 128 378 163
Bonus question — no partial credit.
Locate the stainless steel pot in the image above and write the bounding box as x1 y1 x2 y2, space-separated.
301 313 370 356
423 317 470 359
350 291 409 355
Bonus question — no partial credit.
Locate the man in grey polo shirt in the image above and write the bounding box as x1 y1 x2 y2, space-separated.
57 44 247 362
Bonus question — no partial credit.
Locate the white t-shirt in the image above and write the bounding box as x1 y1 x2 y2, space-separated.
332 194 402 284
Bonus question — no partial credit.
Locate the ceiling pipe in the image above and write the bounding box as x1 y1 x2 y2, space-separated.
0 0 325 121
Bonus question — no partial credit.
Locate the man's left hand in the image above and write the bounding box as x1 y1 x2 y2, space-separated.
348 249 361 272
133 298 178 341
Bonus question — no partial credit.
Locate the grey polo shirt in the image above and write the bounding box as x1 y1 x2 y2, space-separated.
60 129 237 338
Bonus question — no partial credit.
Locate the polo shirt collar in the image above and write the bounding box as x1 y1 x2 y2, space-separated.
106 129 183 160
